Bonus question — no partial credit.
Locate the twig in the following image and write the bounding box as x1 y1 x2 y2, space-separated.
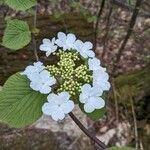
93 0 106 51
111 78 119 124
68 137 80 149
130 97 139 150
101 4 113 60
111 0 149 18
63 15 68 34
139 140 144 150
87 0 94 9
69 112 108 149
112 0 143 76
111 0 134 11
33 5 39 62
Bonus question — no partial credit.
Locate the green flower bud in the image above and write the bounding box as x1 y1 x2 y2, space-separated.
47 50 92 97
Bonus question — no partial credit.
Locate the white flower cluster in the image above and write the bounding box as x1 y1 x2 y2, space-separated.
21 32 111 121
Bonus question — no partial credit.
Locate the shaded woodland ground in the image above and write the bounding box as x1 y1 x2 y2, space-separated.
0 0 150 149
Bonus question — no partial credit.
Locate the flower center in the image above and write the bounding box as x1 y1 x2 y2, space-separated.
46 50 92 98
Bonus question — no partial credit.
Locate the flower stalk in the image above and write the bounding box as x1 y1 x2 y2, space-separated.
69 112 108 149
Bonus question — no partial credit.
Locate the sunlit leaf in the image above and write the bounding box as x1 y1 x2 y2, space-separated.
5 0 37 11
0 73 47 128
2 19 31 50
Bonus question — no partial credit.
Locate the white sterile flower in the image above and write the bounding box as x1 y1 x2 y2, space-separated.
42 92 74 121
93 70 111 91
21 61 45 80
79 84 105 113
74 40 95 58
30 70 56 94
55 32 76 50
39 38 57 57
88 57 106 72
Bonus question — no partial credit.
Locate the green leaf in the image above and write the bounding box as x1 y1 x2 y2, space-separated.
87 16 97 23
108 146 135 150
54 11 64 19
2 19 31 50
0 73 47 128
0 86 2 92
79 104 106 120
4 0 37 11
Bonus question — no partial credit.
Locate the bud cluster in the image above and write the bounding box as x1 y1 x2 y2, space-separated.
58 80 82 96
47 50 92 97
47 65 60 76
75 65 92 83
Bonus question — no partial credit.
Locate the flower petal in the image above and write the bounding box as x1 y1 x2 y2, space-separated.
30 81 41 91
79 93 88 103
74 40 83 51
57 32 66 41
81 84 91 94
40 85 51 94
40 38 57 56
100 81 111 91
40 70 53 83
46 51 52 57
39 44 51 52
33 61 45 72
99 66 106 72
21 65 34 75
93 70 109 83
80 51 88 58
89 97 105 109
46 76 56 86
55 39 64 47
34 61 43 67
43 38 50 43
66 33 76 46
40 70 50 77
47 93 58 103
83 41 93 50
88 58 100 71
91 86 103 97
86 50 95 58
84 102 95 113
28 72 40 81
61 100 74 114
42 103 58 116
51 108 65 121
51 37 56 44
58 92 70 104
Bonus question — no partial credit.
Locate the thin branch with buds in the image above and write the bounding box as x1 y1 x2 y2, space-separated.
101 4 113 60
94 0 106 52
111 0 149 18
33 5 39 61
130 97 139 150
112 0 143 76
